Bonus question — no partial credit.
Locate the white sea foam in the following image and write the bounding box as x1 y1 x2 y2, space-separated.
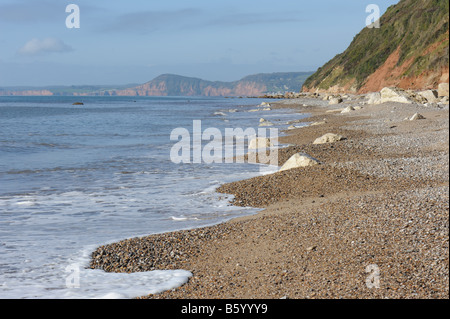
171 216 188 221
170 216 199 221
0 242 192 299
15 201 36 206
259 164 280 175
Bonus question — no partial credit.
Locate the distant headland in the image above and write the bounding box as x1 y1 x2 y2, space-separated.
0 72 313 97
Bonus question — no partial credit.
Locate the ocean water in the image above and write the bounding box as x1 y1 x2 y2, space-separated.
0 96 306 299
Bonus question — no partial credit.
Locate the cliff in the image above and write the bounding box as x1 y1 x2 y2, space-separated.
302 0 449 94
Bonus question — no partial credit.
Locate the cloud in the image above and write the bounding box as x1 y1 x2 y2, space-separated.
18 38 74 56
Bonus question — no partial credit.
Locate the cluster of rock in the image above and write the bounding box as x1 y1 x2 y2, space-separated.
281 91 357 105
365 84 449 106
260 83 449 108
260 92 361 112
258 92 312 99
297 84 449 107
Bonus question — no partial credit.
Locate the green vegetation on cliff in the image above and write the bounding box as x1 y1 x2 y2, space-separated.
303 0 449 92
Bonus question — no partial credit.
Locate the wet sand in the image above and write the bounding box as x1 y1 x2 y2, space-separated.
90 96 449 299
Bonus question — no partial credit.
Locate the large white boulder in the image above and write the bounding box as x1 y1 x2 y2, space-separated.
279 153 320 172
380 87 415 104
366 92 381 104
418 90 439 103
438 83 449 97
329 97 343 105
440 96 449 104
313 133 345 144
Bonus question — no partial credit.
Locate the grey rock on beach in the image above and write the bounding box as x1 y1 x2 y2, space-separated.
418 90 439 103
380 87 415 104
329 97 343 105
279 153 320 171
313 133 346 145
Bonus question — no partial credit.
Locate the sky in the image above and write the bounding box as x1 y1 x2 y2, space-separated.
0 0 399 87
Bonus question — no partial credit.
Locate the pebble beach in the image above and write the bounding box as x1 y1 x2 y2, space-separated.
89 94 449 299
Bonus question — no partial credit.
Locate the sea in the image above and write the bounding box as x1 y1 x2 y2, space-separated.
0 96 307 299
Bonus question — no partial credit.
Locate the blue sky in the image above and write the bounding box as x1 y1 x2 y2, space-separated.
0 0 399 86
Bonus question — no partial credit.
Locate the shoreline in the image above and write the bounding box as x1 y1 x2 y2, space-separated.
89 94 449 299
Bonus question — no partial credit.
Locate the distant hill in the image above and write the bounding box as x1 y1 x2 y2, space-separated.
111 72 313 97
0 72 313 97
302 0 449 94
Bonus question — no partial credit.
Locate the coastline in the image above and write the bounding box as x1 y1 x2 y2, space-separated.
89 95 449 299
